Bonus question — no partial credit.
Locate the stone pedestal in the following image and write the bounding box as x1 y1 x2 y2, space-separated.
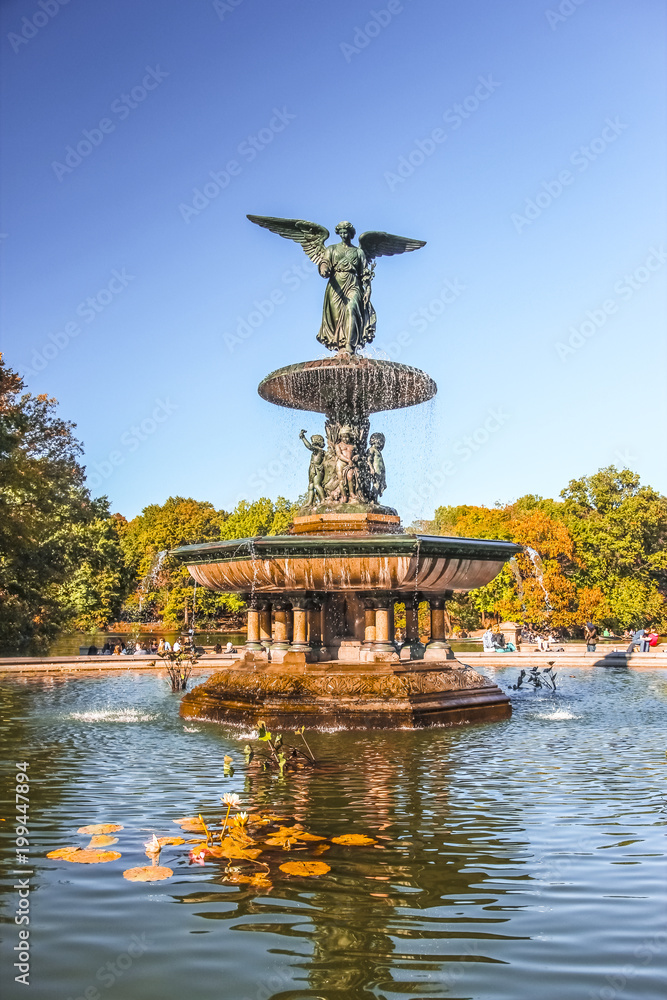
181 656 511 729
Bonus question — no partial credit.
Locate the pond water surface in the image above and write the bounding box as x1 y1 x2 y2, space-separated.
1 666 665 1000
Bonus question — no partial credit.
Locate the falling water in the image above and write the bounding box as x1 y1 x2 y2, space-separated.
142 549 168 592
523 545 552 611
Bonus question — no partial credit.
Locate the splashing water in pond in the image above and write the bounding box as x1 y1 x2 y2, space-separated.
1 668 665 1000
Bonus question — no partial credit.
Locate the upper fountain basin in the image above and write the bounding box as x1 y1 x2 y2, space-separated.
171 533 522 596
258 355 437 414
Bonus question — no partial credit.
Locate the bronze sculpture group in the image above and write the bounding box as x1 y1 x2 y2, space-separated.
248 214 425 510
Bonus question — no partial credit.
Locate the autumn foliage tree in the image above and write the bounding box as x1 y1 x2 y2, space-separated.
430 468 667 634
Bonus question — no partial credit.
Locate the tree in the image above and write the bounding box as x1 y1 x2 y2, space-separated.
429 467 667 633
0 355 122 650
117 495 298 627
58 508 134 630
560 467 667 630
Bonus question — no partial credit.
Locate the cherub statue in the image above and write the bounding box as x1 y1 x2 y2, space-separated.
299 429 325 505
247 215 426 353
334 430 360 502
367 432 387 500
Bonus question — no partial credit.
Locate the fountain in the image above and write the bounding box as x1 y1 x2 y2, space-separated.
174 214 522 727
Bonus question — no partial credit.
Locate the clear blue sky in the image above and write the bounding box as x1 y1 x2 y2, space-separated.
1 0 665 521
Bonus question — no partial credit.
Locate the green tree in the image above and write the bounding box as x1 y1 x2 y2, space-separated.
560 466 667 629
58 508 133 630
118 495 298 627
0 355 120 651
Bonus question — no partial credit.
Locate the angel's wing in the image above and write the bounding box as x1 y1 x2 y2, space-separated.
358 231 426 260
247 215 330 265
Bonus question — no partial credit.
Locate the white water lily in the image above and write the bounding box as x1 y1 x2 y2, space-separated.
144 834 161 855
233 812 249 827
220 793 242 840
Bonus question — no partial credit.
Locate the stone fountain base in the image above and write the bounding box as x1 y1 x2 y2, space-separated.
179 653 511 729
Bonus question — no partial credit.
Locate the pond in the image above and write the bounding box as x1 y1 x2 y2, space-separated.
1 666 665 1000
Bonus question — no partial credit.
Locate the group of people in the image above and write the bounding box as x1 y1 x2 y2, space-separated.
623 627 660 654
87 637 236 656
89 638 183 656
482 629 517 653
584 622 660 653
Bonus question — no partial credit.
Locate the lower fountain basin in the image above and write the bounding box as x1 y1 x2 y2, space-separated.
172 533 522 595
180 657 511 728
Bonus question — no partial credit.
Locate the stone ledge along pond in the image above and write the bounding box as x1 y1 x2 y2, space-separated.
1 666 665 1000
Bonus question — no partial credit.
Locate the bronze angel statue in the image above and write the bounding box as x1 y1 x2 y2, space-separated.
247 215 426 353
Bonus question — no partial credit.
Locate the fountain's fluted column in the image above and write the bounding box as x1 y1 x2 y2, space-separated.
307 600 321 648
373 596 395 653
245 599 263 651
259 600 272 646
363 598 376 645
425 595 453 659
290 597 310 652
400 594 425 660
272 602 290 651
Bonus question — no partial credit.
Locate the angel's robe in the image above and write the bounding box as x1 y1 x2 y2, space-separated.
316 242 376 352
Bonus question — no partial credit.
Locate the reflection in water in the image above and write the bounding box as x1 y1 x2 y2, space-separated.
0 668 665 1000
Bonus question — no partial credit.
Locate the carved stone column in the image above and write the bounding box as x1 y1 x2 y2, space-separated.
372 596 395 653
363 597 376 646
401 594 425 660
259 600 272 647
290 597 310 652
244 599 263 651
271 602 290 651
425 594 454 659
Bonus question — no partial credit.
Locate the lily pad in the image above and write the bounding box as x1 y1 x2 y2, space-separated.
224 872 272 889
46 846 80 859
279 860 330 877
77 824 123 835
157 836 185 847
331 834 376 846
174 817 206 832
123 865 173 882
190 839 263 861
87 835 119 848
66 849 122 864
